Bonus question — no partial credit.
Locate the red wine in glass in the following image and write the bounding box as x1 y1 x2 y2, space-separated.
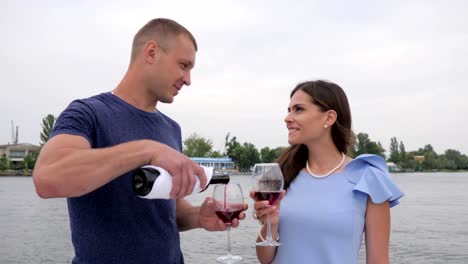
254 191 281 205
215 209 243 224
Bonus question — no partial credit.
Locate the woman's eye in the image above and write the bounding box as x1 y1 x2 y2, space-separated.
288 106 304 113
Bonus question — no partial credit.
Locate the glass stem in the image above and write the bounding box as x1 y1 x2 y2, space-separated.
226 225 232 256
266 214 273 241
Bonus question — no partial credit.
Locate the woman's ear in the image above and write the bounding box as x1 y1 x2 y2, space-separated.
324 109 337 127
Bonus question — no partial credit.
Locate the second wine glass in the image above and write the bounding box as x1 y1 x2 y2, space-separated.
213 182 245 263
251 163 284 247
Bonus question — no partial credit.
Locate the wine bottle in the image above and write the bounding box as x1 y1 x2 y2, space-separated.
132 165 230 199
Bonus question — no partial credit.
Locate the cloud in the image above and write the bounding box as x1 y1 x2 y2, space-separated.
1 0 467 155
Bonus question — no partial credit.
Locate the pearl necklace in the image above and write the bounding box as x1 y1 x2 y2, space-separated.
306 152 346 179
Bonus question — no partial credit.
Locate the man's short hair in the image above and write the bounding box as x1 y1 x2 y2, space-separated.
131 18 197 62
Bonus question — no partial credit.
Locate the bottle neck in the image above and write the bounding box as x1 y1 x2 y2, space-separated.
209 174 230 185
201 173 230 191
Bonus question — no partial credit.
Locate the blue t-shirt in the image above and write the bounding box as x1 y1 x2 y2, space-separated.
273 154 404 264
51 92 184 264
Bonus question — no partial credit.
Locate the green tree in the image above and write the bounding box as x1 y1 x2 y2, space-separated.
355 133 371 156
399 141 407 168
458 155 468 169
23 152 38 170
437 155 455 170
421 144 438 170
444 149 460 160
389 137 400 163
443 149 468 170
0 155 9 170
259 146 286 163
272 146 286 161
370 142 386 159
405 152 419 171
260 147 275 163
210 150 223 158
183 133 213 157
348 132 357 158
354 133 386 158
40 114 57 146
225 133 240 159
232 142 260 171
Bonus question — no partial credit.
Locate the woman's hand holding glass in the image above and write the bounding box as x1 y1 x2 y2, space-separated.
250 163 285 246
250 190 286 225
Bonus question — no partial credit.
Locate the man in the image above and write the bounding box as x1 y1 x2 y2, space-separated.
33 18 246 264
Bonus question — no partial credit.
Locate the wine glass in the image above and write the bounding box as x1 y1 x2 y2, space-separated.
250 163 284 246
213 182 245 263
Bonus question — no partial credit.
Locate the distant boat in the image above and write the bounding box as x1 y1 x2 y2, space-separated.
386 162 401 172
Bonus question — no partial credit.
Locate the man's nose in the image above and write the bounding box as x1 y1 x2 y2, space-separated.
183 71 191 86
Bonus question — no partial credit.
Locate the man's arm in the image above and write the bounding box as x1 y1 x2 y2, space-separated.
33 134 206 199
176 199 202 231
33 134 155 198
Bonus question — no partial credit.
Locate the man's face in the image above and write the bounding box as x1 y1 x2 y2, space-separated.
150 34 196 104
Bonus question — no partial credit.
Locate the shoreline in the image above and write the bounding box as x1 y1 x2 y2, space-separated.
0 170 33 177
1 170 468 177
391 169 468 173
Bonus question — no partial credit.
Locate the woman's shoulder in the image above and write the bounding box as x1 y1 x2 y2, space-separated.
345 154 404 207
345 154 387 173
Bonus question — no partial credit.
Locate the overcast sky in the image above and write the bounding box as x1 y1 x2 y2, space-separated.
2 0 467 155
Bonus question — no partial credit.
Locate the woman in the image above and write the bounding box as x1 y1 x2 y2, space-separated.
251 80 404 264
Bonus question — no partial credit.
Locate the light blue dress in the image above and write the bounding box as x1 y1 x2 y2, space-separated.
272 154 404 264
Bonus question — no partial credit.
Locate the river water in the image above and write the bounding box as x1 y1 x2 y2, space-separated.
1 172 467 263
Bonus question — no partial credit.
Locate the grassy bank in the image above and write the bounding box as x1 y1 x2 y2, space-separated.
0 170 32 176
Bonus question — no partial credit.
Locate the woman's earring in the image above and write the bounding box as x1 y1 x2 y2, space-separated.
324 124 328 128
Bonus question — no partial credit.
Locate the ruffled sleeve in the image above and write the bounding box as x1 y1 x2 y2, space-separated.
346 154 404 207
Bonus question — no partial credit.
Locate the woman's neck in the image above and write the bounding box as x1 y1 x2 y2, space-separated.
305 141 345 173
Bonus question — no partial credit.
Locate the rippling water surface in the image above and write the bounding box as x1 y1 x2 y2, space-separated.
1 173 467 263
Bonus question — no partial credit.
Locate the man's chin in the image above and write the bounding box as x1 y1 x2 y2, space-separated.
160 97 175 104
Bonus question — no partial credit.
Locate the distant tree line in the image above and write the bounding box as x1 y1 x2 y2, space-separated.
184 132 468 172
3 113 467 173
183 132 285 172
387 137 468 171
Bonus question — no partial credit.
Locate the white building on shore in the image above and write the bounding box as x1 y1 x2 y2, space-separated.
0 143 40 162
190 157 237 173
